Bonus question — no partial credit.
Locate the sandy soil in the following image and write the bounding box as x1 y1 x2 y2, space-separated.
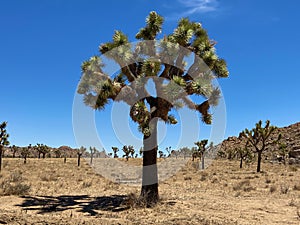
0 158 299 224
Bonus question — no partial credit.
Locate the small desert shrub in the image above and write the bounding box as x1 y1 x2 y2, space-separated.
200 172 208 181
265 178 272 184
10 170 23 182
230 176 241 180
270 185 277 193
280 185 289 194
293 184 300 191
288 199 297 207
124 192 139 208
2 182 31 196
289 166 298 172
40 174 58 182
233 180 255 192
184 176 192 181
82 181 93 188
234 191 241 197
211 177 218 183
2 161 8 168
0 171 30 196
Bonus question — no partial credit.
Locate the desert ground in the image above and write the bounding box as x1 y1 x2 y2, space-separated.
0 158 299 225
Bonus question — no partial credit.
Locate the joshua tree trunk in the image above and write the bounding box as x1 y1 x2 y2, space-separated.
38 153 41 159
64 157 67 163
140 119 158 206
42 153 46 159
77 154 82 167
257 151 262 172
90 155 93 164
24 156 27 164
0 147 3 172
201 152 205 170
240 156 243 169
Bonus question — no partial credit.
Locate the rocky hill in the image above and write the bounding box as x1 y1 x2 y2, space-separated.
220 122 300 164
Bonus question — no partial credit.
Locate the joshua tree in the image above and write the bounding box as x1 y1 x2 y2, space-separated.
77 11 228 205
139 147 143 157
179 147 191 159
112 147 119 158
130 146 135 158
77 146 86 167
241 120 281 172
10 145 18 158
58 146 72 163
158 150 164 158
234 140 253 169
195 139 208 170
191 146 199 161
122 145 135 161
53 148 61 158
0 122 10 172
35 144 50 159
20 145 31 164
89 146 97 164
278 142 289 165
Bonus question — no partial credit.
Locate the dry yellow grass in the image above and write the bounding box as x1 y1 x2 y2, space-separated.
0 158 299 224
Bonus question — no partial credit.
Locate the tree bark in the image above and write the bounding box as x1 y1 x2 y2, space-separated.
140 119 159 206
0 147 3 172
257 151 262 172
77 155 81 167
201 153 205 170
240 157 243 169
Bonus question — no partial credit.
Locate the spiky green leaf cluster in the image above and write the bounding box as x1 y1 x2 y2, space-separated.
141 58 161 77
0 122 9 147
130 101 150 124
195 139 208 153
136 11 164 40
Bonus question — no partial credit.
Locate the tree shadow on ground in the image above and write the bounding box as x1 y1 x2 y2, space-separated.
16 194 131 216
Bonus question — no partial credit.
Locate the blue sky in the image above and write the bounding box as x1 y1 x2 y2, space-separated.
1 0 300 153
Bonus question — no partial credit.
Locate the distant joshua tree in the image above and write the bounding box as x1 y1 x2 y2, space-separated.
0 122 10 172
158 150 164 158
241 120 281 172
89 146 98 164
195 139 208 170
112 147 119 158
277 142 289 165
10 144 18 158
139 147 143 157
20 144 32 164
122 145 135 161
77 146 86 167
35 143 50 159
53 148 62 158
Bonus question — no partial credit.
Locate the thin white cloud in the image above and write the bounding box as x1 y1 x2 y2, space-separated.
166 0 219 21
178 0 219 15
